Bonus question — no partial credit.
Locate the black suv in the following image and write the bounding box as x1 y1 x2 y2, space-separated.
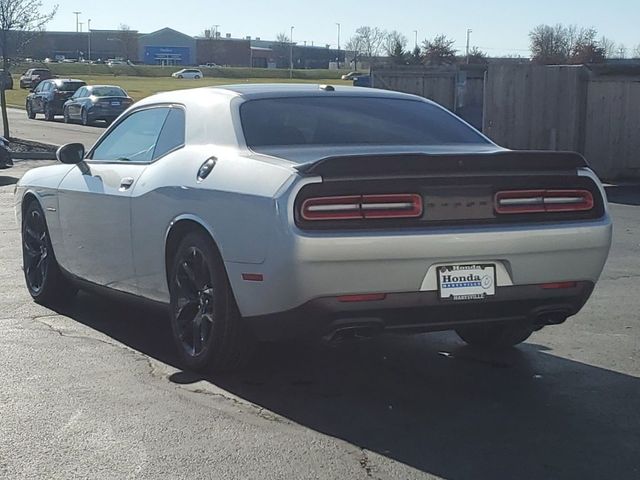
26 79 86 121
19 68 53 89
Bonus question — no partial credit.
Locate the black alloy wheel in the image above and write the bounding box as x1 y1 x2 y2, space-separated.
22 205 50 296
22 201 77 305
44 102 54 121
169 231 253 372
173 246 215 358
81 108 89 126
26 101 35 119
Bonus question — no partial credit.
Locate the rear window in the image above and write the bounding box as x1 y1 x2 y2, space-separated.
57 81 85 92
33 70 50 76
240 97 488 147
91 86 126 97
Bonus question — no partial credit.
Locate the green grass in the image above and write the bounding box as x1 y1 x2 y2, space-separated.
6 73 352 108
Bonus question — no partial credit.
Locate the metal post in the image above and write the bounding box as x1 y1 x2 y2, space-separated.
336 23 341 68
87 19 91 62
73 11 81 32
466 29 472 64
289 26 294 79
413 30 418 49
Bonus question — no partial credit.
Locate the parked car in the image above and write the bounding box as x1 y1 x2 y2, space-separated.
199 63 219 68
341 71 363 80
0 136 12 169
15 84 612 372
353 75 371 87
107 59 127 66
171 68 203 79
0 69 13 90
63 85 134 126
19 68 53 89
25 78 87 121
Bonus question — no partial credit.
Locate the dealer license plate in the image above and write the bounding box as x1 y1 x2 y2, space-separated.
438 264 496 301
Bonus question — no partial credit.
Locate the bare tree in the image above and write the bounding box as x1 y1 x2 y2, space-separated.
634 44 640 59
0 0 57 138
347 26 386 65
384 30 407 56
272 32 291 68
118 24 138 62
616 43 627 59
570 28 605 64
529 24 572 64
422 34 457 65
599 36 616 58
344 35 364 70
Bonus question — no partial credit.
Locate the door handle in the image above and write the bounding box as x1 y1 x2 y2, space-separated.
119 177 135 190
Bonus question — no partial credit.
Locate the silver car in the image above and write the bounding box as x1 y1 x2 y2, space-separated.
15 84 613 371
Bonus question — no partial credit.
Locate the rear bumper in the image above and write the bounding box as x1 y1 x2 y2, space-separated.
226 215 612 318
245 281 595 341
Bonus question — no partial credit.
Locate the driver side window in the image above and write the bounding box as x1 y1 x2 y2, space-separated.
91 107 170 163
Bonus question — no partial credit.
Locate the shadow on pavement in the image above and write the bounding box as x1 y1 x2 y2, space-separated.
605 184 640 206
0 175 18 186
58 290 640 480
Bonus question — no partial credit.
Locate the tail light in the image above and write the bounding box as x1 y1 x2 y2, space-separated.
495 189 594 214
301 194 423 221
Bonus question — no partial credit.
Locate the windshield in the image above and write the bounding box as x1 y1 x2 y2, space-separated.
240 97 489 148
58 81 85 92
91 87 126 97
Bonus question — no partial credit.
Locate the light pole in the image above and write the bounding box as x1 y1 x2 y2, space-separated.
413 30 418 49
289 26 294 79
73 11 81 32
87 19 92 62
466 29 472 64
336 22 341 68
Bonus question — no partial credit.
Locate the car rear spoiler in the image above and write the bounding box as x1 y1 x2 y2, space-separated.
294 150 589 178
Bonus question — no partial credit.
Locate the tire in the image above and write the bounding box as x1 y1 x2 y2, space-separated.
456 322 535 349
22 200 77 307
194 75 201 79
26 101 35 119
168 231 254 372
44 102 54 121
177 75 183 79
81 108 90 126
63 107 71 124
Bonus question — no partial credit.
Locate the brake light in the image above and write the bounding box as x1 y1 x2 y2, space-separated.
301 194 423 221
495 189 594 214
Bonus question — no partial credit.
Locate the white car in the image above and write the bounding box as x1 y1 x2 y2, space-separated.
171 68 203 79
15 84 612 372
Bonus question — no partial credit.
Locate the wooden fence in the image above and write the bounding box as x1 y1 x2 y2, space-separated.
371 63 640 179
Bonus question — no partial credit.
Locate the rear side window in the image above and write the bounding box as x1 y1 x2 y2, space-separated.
240 97 488 147
153 108 186 159
58 81 85 92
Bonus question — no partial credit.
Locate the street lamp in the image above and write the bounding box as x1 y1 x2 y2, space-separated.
413 30 418 49
87 19 92 62
73 11 81 32
466 29 472 64
289 26 294 79
336 23 341 69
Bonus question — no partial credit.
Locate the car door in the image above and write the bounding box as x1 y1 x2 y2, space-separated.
32 81 46 112
69 87 86 118
56 106 171 292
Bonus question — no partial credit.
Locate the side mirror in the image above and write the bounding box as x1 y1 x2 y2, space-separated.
57 143 85 164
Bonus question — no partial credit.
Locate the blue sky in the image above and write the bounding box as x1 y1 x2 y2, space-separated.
40 0 639 56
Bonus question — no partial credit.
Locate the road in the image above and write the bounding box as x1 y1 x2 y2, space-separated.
1 160 639 479
2 107 103 147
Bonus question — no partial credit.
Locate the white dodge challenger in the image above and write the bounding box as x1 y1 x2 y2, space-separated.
16 84 613 371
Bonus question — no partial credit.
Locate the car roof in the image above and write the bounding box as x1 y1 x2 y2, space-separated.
212 83 423 100
86 84 123 89
134 83 431 112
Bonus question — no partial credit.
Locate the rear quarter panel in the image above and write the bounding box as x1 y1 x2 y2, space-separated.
130 145 296 302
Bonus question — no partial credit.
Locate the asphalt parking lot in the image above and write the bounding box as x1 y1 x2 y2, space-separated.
1 160 639 479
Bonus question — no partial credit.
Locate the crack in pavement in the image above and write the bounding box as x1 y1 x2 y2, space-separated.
28 313 288 426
